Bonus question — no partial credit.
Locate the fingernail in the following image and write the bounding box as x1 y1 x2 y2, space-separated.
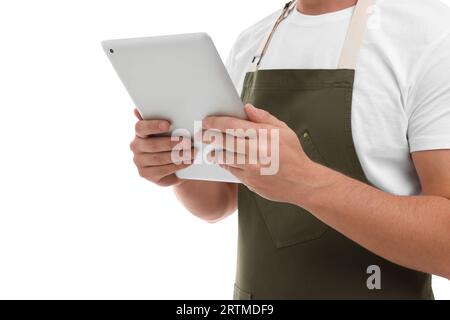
246 104 258 114
159 121 170 130
247 104 267 117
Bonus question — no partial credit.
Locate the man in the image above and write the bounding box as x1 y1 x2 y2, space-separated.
130 0 450 299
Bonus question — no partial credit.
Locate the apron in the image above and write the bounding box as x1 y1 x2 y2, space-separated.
235 0 433 300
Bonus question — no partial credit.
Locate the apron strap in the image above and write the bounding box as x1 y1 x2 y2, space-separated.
338 0 376 69
249 0 298 72
249 0 376 72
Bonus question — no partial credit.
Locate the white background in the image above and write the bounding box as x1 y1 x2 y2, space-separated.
0 0 449 299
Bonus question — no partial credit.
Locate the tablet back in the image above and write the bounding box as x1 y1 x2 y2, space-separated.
102 33 245 183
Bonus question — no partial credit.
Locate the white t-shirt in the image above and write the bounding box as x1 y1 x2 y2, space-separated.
226 0 450 196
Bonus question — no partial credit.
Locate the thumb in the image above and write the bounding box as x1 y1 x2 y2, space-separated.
134 108 143 120
244 104 287 127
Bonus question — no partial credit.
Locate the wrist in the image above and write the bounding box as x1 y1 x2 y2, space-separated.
288 160 339 210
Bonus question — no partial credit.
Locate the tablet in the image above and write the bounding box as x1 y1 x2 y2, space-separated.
102 33 245 183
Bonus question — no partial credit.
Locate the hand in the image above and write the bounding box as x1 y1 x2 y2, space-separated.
203 104 318 204
130 109 195 187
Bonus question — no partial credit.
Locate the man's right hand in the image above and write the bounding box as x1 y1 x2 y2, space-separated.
130 109 195 187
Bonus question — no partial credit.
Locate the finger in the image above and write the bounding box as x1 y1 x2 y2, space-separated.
134 108 143 120
202 116 260 134
202 129 277 161
131 136 191 153
209 150 261 171
134 149 195 167
208 149 249 168
139 162 192 182
157 174 182 187
202 131 253 154
195 128 250 146
244 104 287 128
219 164 244 178
204 130 267 157
135 119 171 137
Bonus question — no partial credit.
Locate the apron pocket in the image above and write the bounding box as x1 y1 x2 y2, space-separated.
233 284 252 300
253 130 328 248
253 194 329 248
299 130 327 166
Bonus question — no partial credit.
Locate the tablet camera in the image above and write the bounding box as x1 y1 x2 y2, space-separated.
109 49 114 54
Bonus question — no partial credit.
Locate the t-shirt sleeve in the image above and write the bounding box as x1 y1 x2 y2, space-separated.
406 31 450 153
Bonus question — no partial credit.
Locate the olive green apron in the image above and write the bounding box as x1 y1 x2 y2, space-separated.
235 0 433 300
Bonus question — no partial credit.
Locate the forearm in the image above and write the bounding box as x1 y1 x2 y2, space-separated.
295 163 450 279
173 181 237 222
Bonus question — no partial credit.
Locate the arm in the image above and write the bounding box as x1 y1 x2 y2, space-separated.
310 31 450 276
173 181 237 223
204 104 450 279
296 150 450 279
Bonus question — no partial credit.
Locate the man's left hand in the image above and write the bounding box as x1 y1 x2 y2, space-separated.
202 104 318 204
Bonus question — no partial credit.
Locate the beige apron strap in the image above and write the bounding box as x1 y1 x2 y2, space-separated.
249 0 376 72
338 0 376 69
249 0 298 72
